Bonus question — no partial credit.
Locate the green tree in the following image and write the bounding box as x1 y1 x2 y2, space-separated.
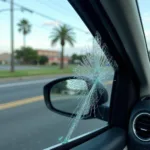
39 55 49 65
71 54 85 64
71 54 78 64
77 54 85 62
52 81 67 94
15 47 38 64
17 19 32 47
50 24 76 69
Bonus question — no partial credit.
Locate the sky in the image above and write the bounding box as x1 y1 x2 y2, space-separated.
138 0 150 50
0 0 93 56
0 0 149 56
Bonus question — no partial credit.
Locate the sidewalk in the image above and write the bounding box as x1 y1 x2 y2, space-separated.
0 74 73 83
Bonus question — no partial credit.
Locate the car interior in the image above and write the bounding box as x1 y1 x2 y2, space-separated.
42 0 150 150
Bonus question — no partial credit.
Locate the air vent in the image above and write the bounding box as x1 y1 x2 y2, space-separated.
133 112 150 142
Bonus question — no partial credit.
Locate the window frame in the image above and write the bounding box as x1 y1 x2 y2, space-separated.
44 0 140 149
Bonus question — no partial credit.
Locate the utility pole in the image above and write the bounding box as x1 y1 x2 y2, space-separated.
10 0 14 72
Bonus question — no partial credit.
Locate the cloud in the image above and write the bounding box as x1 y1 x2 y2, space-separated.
42 21 61 27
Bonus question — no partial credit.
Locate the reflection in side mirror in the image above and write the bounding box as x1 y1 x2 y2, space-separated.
43 76 108 120
51 79 89 114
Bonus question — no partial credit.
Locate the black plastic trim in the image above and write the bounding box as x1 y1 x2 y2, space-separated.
43 76 93 119
43 76 108 119
128 100 150 150
49 126 109 150
73 127 126 150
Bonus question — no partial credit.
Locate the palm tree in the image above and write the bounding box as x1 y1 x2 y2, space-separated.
17 19 31 47
50 24 76 69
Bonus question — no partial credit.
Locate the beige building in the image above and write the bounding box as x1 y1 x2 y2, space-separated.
0 53 11 64
37 49 59 58
36 49 69 65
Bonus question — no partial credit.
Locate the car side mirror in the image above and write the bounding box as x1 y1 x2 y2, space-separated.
43 76 108 120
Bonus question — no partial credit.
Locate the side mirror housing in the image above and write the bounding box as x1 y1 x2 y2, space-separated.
43 76 108 120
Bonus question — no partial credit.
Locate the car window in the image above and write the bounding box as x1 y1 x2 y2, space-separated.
0 0 117 149
138 0 150 56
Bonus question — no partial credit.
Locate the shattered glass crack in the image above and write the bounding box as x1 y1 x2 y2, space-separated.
59 32 118 144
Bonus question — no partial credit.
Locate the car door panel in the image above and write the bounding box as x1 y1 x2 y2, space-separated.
72 128 126 150
47 128 126 150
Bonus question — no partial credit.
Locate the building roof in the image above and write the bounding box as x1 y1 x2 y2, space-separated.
49 57 69 61
36 49 59 53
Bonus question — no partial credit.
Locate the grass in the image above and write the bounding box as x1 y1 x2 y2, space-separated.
0 65 113 78
0 65 74 78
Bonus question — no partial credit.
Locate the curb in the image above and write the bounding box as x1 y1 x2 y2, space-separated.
0 74 73 83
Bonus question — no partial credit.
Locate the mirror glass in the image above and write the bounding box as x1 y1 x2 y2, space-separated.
50 79 89 114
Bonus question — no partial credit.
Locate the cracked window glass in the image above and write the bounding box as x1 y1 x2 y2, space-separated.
0 0 117 150
47 32 117 145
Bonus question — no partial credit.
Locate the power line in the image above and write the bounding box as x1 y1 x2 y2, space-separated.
50 0 73 11
0 8 26 13
44 0 83 20
14 14 50 32
36 0 79 20
0 8 11 12
45 0 72 11
36 0 80 27
0 0 89 34
33 24 50 32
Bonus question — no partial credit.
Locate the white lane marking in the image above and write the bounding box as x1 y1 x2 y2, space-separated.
0 79 53 88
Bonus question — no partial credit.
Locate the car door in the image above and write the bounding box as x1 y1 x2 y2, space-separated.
43 0 144 150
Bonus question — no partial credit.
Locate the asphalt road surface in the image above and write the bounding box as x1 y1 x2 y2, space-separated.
0 76 113 150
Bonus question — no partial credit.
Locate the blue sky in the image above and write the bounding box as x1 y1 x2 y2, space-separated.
138 0 150 50
0 0 149 56
0 0 93 55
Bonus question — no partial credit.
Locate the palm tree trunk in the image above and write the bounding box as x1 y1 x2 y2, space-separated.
23 34 26 47
60 45 64 69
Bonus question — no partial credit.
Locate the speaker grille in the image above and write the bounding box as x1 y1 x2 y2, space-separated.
133 112 150 142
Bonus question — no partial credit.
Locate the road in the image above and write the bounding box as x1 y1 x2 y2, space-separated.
0 76 112 150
